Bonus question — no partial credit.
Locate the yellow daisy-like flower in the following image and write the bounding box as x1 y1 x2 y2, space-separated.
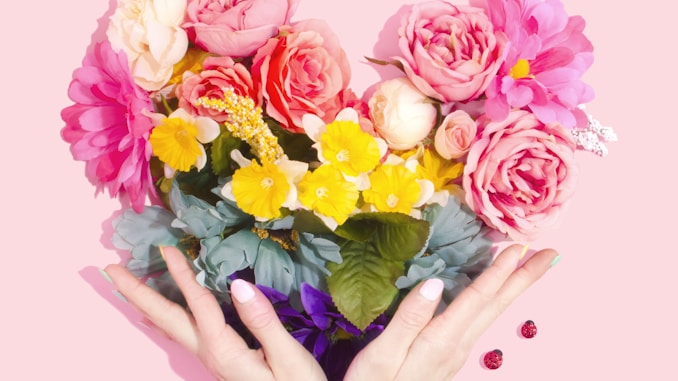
149 109 219 172
231 160 291 220
415 148 464 193
320 120 381 177
298 165 359 225
363 165 421 214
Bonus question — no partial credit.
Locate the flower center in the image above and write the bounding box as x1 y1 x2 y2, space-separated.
336 149 350 162
315 187 329 199
260 177 274 189
386 194 399 208
510 59 532 80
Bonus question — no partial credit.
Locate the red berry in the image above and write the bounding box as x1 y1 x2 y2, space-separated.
483 349 503 369
521 320 537 338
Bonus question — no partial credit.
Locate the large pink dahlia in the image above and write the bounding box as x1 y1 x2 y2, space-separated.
61 42 156 212
472 0 594 128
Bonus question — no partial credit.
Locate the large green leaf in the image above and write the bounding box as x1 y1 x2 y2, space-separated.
336 213 430 261
210 129 243 177
327 240 403 330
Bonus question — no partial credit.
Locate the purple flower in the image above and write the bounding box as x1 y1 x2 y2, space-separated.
259 283 386 380
472 0 594 128
61 42 156 212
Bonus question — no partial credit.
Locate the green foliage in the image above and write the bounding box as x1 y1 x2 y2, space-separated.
210 128 243 177
327 240 403 330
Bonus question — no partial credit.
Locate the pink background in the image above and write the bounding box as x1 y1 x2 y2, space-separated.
1 0 675 379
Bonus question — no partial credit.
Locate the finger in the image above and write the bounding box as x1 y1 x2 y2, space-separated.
160 246 250 352
393 244 527 380
230 280 326 380
344 278 444 380
104 263 200 353
428 244 527 340
460 248 559 347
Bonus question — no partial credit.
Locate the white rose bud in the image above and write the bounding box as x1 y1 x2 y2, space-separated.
368 77 437 150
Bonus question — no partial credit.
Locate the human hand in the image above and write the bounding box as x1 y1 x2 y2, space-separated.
343 244 559 381
104 246 327 381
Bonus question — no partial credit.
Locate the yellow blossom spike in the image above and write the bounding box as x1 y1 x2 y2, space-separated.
510 59 532 80
231 160 290 220
196 88 284 163
363 165 421 214
149 117 204 172
298 165 359 225
320 120 381 176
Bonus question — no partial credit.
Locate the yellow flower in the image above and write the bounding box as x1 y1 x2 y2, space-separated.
298 165 359 225
320 120 381 176
168 48 211 86
363 165 421 214
415 148 464 193
149 109 219 172
231 160 291 220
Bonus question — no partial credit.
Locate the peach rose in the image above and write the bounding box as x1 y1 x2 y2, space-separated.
107 0 189 91
368 77 437 150
434 110 477 159
183 0 299 57
394 0 507 102
176 56 260 122
463 110 578 241
251 19 351 133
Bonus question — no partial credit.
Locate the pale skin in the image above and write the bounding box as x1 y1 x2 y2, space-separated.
104 244 559 381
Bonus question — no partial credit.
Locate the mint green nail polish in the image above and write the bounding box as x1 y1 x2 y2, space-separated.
99 268 113 284
113 290 128 303
549 255 562 267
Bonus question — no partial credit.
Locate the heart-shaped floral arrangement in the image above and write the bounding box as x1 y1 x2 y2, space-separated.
61 0 613 378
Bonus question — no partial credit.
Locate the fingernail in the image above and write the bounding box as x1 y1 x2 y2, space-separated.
549 255 562 268
419 278 444 302
231 279 255 304
158 245 167 260
519 244 529 260
99 268 113 284
113 290 128 303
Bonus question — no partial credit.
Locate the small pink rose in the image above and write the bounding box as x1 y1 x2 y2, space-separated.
463 110 578 241
394 0 507 103
252 19 351 133
184 0 299 57
176 56 260 122
434 110 477 160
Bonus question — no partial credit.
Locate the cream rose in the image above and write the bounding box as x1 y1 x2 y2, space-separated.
434 110 477 159
107 0 189 91
368 77 437 150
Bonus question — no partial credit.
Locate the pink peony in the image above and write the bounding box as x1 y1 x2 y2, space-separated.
471 0 595 128
61 42 156 213
184 0 299 57
463 110 578 241
176 56 260 122
434 110 477 160
252 19 351 133
393 0 507 103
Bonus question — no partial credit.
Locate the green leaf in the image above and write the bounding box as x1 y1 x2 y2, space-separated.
210 129 243 177
292 210 334 235
336 213 430 261
327 240 403 330
266 119 316 162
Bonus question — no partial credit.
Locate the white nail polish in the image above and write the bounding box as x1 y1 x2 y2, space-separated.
419 278 444 301
231 279 255 303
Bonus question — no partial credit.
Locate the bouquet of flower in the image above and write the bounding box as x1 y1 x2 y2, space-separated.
61 0 614 378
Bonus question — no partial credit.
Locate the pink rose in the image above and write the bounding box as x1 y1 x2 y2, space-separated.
252 19 351 133
176 56 260 122
184 0 299 57
434 110 477 159
394 0 507 103
463 110 578 241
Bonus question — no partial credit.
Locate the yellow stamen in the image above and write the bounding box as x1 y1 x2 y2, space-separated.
510 59 532 80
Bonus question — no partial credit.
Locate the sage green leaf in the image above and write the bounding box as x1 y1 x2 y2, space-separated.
327 240 403 330
254 239 295 295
